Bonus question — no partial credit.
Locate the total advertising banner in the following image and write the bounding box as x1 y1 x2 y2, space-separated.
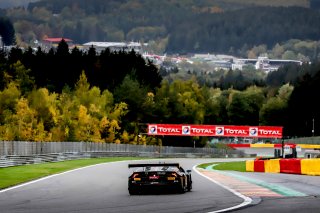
148 124 283 138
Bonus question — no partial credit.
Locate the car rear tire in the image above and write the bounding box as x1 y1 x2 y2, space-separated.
178 179 186 194
187 176 192 191
129 188 138 195
178 186 186 194
187 183 192 191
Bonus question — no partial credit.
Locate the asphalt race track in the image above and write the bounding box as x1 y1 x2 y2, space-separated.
1 158 320 213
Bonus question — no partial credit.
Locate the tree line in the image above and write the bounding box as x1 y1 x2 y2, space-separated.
2 40 162 93
1 41 320 146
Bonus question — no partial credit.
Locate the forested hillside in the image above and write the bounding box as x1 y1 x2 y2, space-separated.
0 0 318 57
0 41 320 146
0 0 39 9
1 0 320 146
0 0 311 9
168 6 320 54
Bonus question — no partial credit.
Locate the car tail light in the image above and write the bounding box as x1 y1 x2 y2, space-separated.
167 172 177 180
171 172 178 177
132 173 141 181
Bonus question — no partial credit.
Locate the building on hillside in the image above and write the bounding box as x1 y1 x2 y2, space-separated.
232 56 303 72
81 41 142 53
41 37 74 52
142 52 166 65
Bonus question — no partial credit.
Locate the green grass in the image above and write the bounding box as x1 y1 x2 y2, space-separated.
197 162 217 169
198 161 246 172
0 157 143 189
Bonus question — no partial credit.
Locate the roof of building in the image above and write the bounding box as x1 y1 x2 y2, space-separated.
82 41 141 48
43 38 73 43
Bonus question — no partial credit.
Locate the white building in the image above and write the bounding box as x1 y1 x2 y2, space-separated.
232 56 303 72
82 41 142 53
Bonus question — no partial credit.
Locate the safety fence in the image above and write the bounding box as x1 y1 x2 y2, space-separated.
285 136 320 144
0 141 242 156
246 158 320 176
0 141 247 168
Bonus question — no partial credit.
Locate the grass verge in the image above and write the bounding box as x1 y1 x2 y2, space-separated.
0 157 143 190
198 161 246 172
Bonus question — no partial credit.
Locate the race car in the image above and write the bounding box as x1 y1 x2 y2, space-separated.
128 163 192 195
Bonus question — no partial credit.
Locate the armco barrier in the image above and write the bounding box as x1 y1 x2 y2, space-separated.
301 159 320 176
279 158 301 174
246 158 320 176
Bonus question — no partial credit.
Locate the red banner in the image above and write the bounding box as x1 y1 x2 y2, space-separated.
147 124 283 138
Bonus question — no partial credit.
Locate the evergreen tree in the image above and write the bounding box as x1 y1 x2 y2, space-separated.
0 17 15 46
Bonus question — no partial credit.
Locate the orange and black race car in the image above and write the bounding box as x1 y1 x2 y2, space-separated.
128 163 192 195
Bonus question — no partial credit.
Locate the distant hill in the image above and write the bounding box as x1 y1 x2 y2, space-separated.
3 0 320 58
218 0 309 8
0 0 39 9
0 0 313 10
27 0 311 13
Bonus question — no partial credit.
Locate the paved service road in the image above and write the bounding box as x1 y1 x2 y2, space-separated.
1 158 320 213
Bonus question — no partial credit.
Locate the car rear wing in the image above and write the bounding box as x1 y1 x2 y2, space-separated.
128 163 180 168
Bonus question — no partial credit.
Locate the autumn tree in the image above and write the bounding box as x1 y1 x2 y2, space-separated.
227 86 265 125
75 105 101 142
4 98 36 141
0 82 21 125
28 88 59 131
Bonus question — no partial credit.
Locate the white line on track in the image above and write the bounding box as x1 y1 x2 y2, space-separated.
0 163 107 193
0 159 156 194
0 159 140 194
193 165 253 213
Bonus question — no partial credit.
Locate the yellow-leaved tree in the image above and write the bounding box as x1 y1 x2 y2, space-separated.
100 117 120 143
51 89 76 142
28 88 60 136
75 105 101 142
120 130 130 144
100 102 128 143
6 98 35 140
0 82 21 120
0 82 21 140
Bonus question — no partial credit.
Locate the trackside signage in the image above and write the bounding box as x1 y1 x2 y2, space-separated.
148 124 283 138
